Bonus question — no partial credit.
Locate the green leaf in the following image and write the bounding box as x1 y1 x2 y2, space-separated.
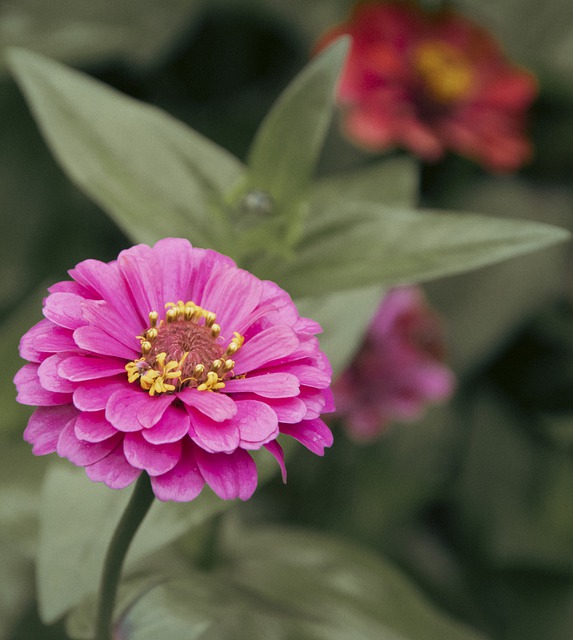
0 439 49 639
37 463 226 624
272 203 570 298
294 156 420 376
454 385 573 572
0 1 209 76
116 526 489 640
246 38 349 206
36 443 287 624
6 48 246 251
310 155 420 209
296 285 384 377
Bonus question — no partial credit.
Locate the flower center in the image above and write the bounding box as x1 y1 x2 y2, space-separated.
413 40 474 103
125 301 244 396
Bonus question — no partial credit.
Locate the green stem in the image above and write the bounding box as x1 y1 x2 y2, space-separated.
94 473 155 640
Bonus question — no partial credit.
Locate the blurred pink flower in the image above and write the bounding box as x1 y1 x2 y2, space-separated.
316 1 537 172
334 286 454 440
15 239 334 501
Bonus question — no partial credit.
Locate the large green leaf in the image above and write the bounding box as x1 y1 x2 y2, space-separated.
246 38 348 207
6 48 245 251
310 155 419 209
114 526 489 640
36 443 287 624
271 203 570 298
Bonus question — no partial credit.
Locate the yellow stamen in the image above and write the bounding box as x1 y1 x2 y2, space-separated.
197 371 226 392
126 305 245 395
413 40 474 103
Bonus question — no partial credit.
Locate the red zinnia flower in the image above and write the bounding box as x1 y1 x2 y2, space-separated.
316 1 538 172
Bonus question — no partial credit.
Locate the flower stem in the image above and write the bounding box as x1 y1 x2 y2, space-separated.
94 473 155 640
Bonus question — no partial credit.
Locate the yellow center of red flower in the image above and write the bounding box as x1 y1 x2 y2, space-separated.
125 301 244 396
413 40 474 103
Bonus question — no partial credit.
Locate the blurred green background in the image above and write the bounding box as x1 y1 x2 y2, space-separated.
1 1 573 638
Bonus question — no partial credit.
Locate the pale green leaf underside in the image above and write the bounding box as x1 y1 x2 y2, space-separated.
276 203 570 298
6 48 245 251
310 155 420 209
246 38 349 205
118 526 489 640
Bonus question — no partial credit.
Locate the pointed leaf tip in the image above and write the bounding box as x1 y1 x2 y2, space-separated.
7 48 245 251
246 36 350 207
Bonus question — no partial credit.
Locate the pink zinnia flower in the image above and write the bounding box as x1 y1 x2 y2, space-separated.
316 1 537 172
334 286 454 440
14 239 334 501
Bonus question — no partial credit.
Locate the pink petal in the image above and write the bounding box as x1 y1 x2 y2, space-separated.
38 354 77 393
117 244 163 321
189 411 240 454
48 280 91 296
294 316 322 334
278 362 331 389
237 393 307 423
136 394 174 429
150 442 205 502
200 266 263 336
223 373 299 398
57 419 122 466
178 389 237 422
234 399 279 449
70 258 139 320
264 440 287 483
142 405 190 444
105 389 149 432
322 387 336 413
20 320 76 362
280 418 333 456
19 319 52 362
233 325 299 375
80 299 142 348
153 238 195 305
24 405 78 455
75 410 118 442
73 325 138 360
195 447 258 501
190 248 236 304
299 387 330 419
73 379 127 411
123 432 182 476
58 356 125 381
43 292 85 330
14 363 71 406
84 444 141 489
